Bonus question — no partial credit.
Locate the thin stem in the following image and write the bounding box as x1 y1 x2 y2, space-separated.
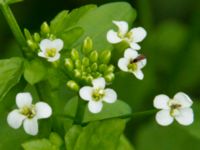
0 3 27 52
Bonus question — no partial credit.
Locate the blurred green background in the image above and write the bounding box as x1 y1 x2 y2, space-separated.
1 0 200 149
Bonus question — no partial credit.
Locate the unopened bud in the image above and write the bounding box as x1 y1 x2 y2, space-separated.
91 63 98 71
89 50 98 62
83 37 93 54
74 69 81 78
99 64 107 72
75 60 81 69
99 50 111 64
27 40 38 50
24 28 33 41
66 80 80 91
104 73 115 83
82 57 90 66
41 22 50 34
33 33 41 42
71 48 79 60
65 58 74 71
105 65 115 74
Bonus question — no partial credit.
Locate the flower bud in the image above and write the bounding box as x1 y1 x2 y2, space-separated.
98 64 107 72
99 50 111 64
82 37 93 54
65 58 74 71
82 57 90 66
27 40 38 50
75 60 81 69
91 63 98 71
33 33 41 42
41 22 50 34
74 69 81 78
71 48 79 60
89 50 98 62
49 132 63 147
24 28 33 41
66 80 80 91
104 73 115 83
105 65 115 74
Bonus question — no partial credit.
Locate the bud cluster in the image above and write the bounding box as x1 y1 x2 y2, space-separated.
65 37 115 91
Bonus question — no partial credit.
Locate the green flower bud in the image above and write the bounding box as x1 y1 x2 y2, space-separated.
65 58 74 71
82 57 90 66
71 48 79 60
66 80 80 91
41 22 50 34
104 73 115 83
86 75 93 83
83 37 93 54
49 132 63 147
85 67 91 73
105 65 115 74
24 28 33 41
33 33 41 42
99 50 111 64
91 63 98 71
75 60 81 69
98 64 107 72
74 69 81 78
27 40 38 50
89 50 98 62
92 72 101 78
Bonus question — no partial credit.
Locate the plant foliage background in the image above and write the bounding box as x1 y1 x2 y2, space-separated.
0 0 200 149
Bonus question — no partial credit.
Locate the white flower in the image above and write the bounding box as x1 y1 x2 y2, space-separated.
107 20 147 50
7 92 52 136
79 77 117 113
118 48 146 80
153 92 194 126
38 38 64 62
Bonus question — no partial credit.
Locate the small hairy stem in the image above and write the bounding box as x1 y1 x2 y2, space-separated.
0 3 27 53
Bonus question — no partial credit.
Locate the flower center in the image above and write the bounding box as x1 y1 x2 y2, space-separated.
20 105 36 119
128 60 138 71
45 48 57 57
168 100 182 116
125 31 133 39
92 88 105 101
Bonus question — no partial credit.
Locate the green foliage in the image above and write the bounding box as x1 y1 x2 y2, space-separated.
117 135 134 150
0 57 23 101
0 0 23 5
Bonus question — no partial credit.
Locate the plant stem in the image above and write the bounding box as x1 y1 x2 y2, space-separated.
0 3 27 52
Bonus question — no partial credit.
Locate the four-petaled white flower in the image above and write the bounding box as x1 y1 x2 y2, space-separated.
153 92 194 126
7 92 52 136
118 48 146 80
38 38 64 62
79 77 117 113
107 20 147 50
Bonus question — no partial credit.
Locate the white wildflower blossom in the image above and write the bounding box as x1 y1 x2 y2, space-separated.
153 92 194 126
118 48 146 80
107 20 147 50
38 38 64 62
79 77 117 113
7 92 52 136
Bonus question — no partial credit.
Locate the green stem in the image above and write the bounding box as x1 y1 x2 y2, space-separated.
0 3 27 52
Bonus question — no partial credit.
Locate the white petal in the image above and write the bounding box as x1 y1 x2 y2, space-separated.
118 58 129 72
155 110 174 126
175 108 194 126
130 27 147 43
39 39 52 52
107 30 122 43
23 118 38 136
47 53 60 62
130 42 141 50
124 48 138 59
137 58 147 69
79 86 93 101
35 102 52 119
38 52 45 58
173 92 193 108
92 77 106 89
133 69 144 80
153 94 170 109
103 89 117 103
7 109 26 129
88 101 103 113
113 20 129 35
52 39 64 51
16 92 32 108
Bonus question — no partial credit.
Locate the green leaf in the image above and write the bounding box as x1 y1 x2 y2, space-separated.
74 2 136 50
0 0 23 5
82 100 132 123
117 135 134 150
22 139 57 150
65 119 126 150
64 96 78 118
0 57 23 101
24 59 47 85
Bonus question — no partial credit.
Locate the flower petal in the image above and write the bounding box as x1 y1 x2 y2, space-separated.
39 39 52 52
173 92 193 108
113 21 129 35
23 118 38 136
35 102 52 119
52 39 64 51
175 108 194 126
130 42 141 50
38 52 45 58
16 92 32 108
133 69 144 80
79 86 93 101
92 77 106 89
137 58 147 69
130 27 147 43
153 94 170 109
155 110 174 126
47 53 60 62
118 58 129 72
88 101 103 113
124 48 138 60
7 109 26 129
107 30 122 43
103 89 117 103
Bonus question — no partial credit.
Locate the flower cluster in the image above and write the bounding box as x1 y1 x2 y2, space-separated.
107 20 147 80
